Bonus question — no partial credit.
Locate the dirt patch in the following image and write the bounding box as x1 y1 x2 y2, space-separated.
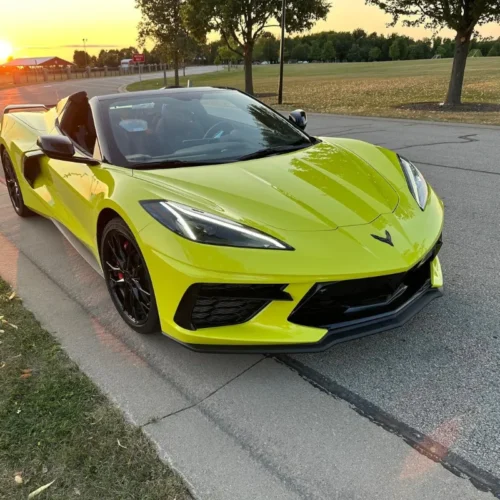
399 102 500 113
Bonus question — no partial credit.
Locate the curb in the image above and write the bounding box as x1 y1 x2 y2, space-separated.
117 83 129 93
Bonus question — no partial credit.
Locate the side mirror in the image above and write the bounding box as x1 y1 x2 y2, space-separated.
36 136 99 165
289 109 307 130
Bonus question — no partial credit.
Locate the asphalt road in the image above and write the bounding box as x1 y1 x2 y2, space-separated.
297 114 500 479
0 74 499 496
0 65 217 111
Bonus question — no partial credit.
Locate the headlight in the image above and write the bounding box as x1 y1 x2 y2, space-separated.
398 156 428 210
140 200 293 250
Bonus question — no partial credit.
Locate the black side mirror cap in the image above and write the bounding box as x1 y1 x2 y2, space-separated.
289 109 307 130
36 135 99 166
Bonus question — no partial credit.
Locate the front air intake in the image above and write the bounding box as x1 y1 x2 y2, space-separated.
175 283 292 330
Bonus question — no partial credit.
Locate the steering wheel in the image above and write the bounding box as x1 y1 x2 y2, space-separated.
203 121 235 140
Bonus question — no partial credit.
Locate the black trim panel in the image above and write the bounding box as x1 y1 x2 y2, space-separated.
166 286 442 354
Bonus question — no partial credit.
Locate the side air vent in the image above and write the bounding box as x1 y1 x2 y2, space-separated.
23 151 44 187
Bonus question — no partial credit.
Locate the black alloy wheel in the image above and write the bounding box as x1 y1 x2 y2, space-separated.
101 218 160 334
1 151 34 217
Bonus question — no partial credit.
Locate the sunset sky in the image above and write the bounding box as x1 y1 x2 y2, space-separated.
2 0 500 62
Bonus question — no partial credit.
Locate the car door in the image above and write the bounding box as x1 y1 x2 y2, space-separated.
46 97 108 251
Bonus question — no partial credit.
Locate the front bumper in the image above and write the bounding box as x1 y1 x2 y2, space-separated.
167 282 442 354
149 250 443 354
138 190 444 353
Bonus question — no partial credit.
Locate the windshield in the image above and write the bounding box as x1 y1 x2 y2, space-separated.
101 89 313 168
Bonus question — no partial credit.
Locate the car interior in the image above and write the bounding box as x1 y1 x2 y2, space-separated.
108 96 248 160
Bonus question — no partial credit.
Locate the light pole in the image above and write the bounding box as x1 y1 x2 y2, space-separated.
82 38 88 66
277 0 286 105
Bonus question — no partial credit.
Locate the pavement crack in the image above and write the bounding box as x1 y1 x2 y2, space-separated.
396 133 479 151
415 160 500 177
141 357 266 428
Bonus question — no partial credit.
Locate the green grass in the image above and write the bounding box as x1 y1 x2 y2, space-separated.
0 279 191 500
128 58 500 125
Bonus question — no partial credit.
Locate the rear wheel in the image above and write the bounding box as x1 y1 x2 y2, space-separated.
101 218 160 334
1 151 34 217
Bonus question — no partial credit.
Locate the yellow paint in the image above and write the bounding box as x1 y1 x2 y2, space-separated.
1 103 444 348
431 256 443 288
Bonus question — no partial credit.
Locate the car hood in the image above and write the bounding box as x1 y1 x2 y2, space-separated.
133 141 399 232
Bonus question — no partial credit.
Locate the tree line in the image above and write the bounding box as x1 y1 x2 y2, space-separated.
74 30 500 69
213 30 500 64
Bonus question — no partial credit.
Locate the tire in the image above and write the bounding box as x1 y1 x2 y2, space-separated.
101 218 160 334
1 150 35 217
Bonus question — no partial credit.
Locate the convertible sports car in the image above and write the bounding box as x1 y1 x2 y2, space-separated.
0 87 443 352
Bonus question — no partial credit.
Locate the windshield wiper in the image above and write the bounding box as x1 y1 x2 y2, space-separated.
131 160 218 169
236 142 312 162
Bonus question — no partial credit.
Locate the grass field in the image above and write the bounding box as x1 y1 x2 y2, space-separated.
0 279 190 500
128 58 500 125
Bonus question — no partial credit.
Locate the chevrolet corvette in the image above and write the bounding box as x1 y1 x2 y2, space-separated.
0 88 443 352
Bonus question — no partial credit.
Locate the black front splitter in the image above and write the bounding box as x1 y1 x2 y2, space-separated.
164 286 443 355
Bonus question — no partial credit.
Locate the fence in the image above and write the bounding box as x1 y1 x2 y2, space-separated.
0 63 169 87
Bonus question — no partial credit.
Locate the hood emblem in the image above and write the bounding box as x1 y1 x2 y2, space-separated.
371 230 394 247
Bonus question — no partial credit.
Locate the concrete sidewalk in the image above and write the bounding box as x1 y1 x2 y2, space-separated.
0 179 493 500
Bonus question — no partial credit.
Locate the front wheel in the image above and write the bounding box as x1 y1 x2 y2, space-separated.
101 218 160 334
2 151 34 217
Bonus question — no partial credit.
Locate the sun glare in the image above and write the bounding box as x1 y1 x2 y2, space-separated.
0 40 13 63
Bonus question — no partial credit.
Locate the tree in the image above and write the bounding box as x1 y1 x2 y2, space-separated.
333 32 353 61
346 43 362 62
321 40 336 62
366 0 500 105
369 46 382 61
291 43 311 62
183 0 330 94
254 32 280 62
218 43 240 65
310 40 323 61
488 41 500 56
408 43 423 59
73 50 90 67
119 47 138 60
397 36 409 59
352 28 368 41
136 0 193 86
389 40 400 60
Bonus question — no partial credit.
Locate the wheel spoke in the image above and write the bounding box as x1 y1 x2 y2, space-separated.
131 278 150 297
129 285 140 320
108 237 125 268
106 261 121 272
123 284 133 316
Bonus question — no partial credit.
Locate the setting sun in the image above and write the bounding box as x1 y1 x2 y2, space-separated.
0 40 13 63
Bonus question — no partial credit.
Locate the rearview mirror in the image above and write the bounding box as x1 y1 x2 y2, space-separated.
289 109 307 130
36 136 99 165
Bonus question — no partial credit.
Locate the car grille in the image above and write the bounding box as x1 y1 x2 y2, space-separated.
175 284 292 330
289 237 442 329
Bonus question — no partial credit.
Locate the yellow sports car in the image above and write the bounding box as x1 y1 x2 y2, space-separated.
0 88 443 352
